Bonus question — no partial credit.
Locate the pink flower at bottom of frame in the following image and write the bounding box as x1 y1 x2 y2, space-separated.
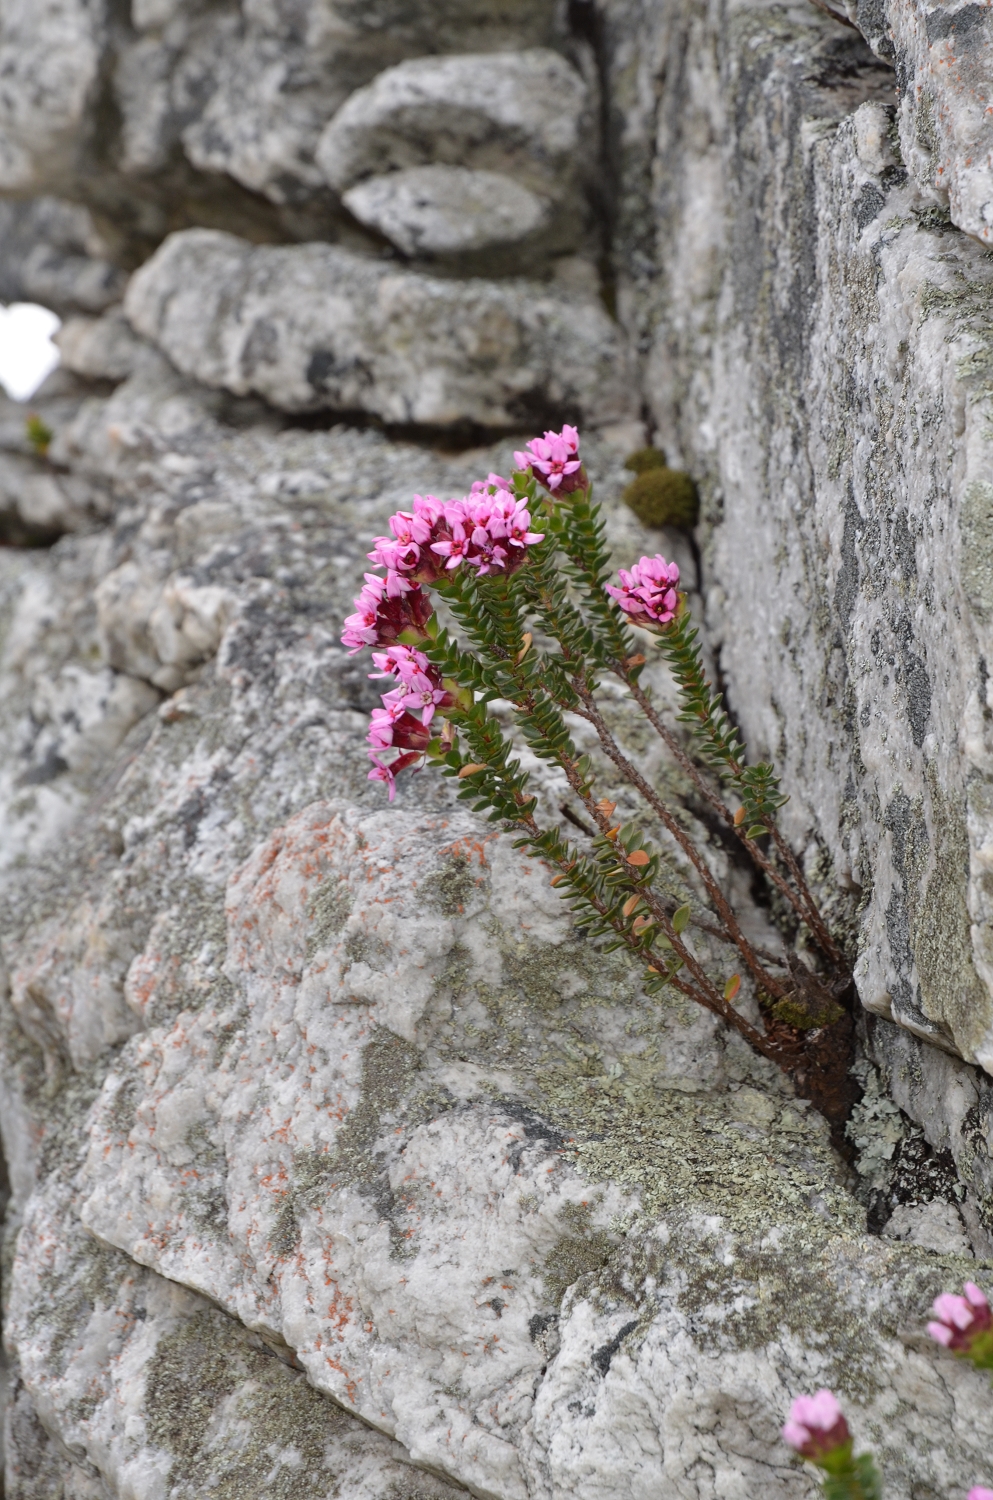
968 1488 993 1500
782 1390 851 1463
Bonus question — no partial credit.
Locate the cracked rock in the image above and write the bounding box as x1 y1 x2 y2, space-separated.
124 229 634 427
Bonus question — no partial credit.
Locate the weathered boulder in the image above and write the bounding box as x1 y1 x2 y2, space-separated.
341 167 553 259
613 4 993 1097
0 0 104 195
316 49 594 259
0 0 568 250
0 198 125 317
123 229 634 426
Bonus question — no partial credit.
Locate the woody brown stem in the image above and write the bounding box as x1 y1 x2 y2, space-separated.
514 803 796 1066
620 669 843 967
569 682 790 1003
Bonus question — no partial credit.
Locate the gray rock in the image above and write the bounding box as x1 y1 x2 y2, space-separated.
851 0 993 244
316 49 593 217
0 351 988 1497
0 0 105 195
124 229 634 427
7 1178 471 1500
0 199 125 317
342 166 552 258
0 0 566 248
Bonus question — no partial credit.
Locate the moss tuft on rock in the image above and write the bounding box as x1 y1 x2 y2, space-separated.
622 466 700 529
623 447 668 475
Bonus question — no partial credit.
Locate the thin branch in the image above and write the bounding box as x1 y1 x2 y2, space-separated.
569 683 790 1002
807 0 860 29
617 669 844 967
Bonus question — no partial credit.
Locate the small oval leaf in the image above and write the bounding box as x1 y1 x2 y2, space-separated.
626 850 651 867
724 973 741 1002
458 763 487 778
672 903 691 933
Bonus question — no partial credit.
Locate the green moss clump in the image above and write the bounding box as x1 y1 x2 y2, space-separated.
622 467 700 529
623 447 668 475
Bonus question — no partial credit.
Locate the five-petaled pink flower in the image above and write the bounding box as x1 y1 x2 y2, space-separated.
782 1391 851 1463
606 554 681 631
368 494 451 583
430 494 543 576
927 1283 993 1364
514 424 587 495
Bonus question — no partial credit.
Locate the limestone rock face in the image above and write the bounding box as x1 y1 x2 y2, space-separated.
5 1 993 1498
124 230 634 426
850 0 993 244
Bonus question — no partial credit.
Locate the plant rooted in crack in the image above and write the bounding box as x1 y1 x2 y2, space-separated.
342 425 854 1125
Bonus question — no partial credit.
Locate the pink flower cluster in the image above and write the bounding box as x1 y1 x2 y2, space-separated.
342 439 564 799
515 423 586 495
365 645 458 801
782 1390 851 1463
605 554 681 631
367 488 543 582
970 1489 993 1500
927 1281 993 1359
341 571 434 654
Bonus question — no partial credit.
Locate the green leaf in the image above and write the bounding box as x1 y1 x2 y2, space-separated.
744 825 767 840
672 904 691 934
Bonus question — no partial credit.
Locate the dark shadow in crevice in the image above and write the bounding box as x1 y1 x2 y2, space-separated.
270 405 578 455
0 511 66 549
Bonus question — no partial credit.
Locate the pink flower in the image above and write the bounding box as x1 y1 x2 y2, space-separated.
366 706 432 753
605 554 681 632
368 495 452 583
382 671 451 726
427 493 543 576
927 1283 993 1364
514 425 587 495
341 573 434 653
968 1489 993 1500
470 472 511 495
367 750 422 802
782 1390 851 1463
369 644 431 682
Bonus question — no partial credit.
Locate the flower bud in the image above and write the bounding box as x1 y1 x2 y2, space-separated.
927 1283 993 1369
782 1390 852 1465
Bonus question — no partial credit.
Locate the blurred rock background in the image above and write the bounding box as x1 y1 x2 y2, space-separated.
3 1 993 1496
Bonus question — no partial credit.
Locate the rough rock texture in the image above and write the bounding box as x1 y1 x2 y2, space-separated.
617 4 993 1088
316 49 594 260
4 0 993 1497
848 0 993 244
124 230 634 426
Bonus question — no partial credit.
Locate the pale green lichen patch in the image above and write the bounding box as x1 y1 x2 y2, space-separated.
542 1201 617 1302
961 481 993 620
306 876 353 957
421 851 479 917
